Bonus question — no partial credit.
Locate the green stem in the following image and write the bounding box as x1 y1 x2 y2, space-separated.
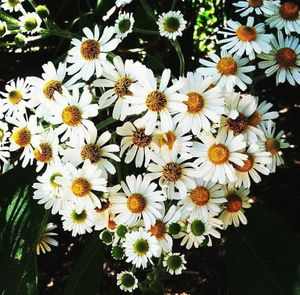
96 117 116 130
133 27 159 35
27 0 38 8
171 0 177 10
170 40 185 76
139 0 157 21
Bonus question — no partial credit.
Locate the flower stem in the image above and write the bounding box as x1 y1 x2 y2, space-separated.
139 0 157 22
170 40 185 76
96 117 116 130
133 28 159 35
171 0 177 10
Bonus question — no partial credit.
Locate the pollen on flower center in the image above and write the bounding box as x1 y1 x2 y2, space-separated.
24 17 38 31
62 105 82 126
133 239 149 255
80 39 101 61
236 26 257 42
43 80 63 100
185 92 205 114
81 144 102 164
50 173 62 187
217 57 238 76
71 177 91 197
158 131 176 149
190 186 210 206
226 195 243 212
248 0 263 8
127 193 146 213
276 48 297 69
8 90 22 104
227 113 248 135
71 210 87 223
8 0 20 7
162 162 182 182
279 2 299 21
34 143 53 163
12 127 31 147
132 128 152 147
150 220 167 239
190 220 205 236
265 138 280 155
163 16 180 33
208 144 230 165
247 111 261 126
234 155 254 172
146 90 167 112
114 76 133 98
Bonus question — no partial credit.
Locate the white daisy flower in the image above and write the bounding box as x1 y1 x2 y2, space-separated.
115 0 133 7
123 228 160 268
1 0 24 12
219 185 251 229
49 88 98 145
218 17 273 60
258 31 300 86
233 0 280 17
56 160 107 213
126 67 188 135
163 252 187 275
193 130 247 184
36 222 58 255
110 174 165 229
258 120 289 173
116 121 159 168
0 77 31 118
19 12 42 35
67 25 120 81
178 178 226 221
157 11 187 40
117 271 138 293
266 1 300 35
0 121 10 146
115 12 135 39
197 51 256 91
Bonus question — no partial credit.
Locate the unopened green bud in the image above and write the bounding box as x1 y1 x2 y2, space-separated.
14 33 26 47
35 5 49 18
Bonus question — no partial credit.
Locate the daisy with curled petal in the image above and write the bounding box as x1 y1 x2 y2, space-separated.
219 185 251 229
218 17 273 60
193 129 247 184
0 78 31 118
258 120 289 173
163 252 187 275
115 0 133 7
258 31 300 86
197 51 256 91
67 25 120 81
19 12 42 35
49 88 98 145
173 72 224 134
266 1 300 35
61 125 120 178
1 0 24 12
114 12 135 39
117 271 138 293
56 160 107 213
178 178 226 221
233 0 280 17
123 227 160 268
36 223 58 255
116 120 159 168
126 67 188 135
110 174 165 229
233 143 271 188
157 10 187 40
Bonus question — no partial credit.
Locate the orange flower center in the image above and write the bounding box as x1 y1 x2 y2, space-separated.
162 162 182 182
34 143 53 163
279 2 299 20
158 131 176 149
114 77 133 98
81 144 102 164
62 105 82 126
276 48 297 69
247 111 261 127
208 144 230 165
265 138 280 155
234 155 254 172
12 127 31 147
80 39 101 60
236 26 257 42
217 57 238 75
227 113 248 135
132 128 152 147
43 80 63 100
248 0 263 7
8 90 22 104
190 186 210 206
127 193 146 213
108 219 116 230
146 90 167 112
150 220 167 239
184 92 205 114
226 195 243 213
71 177 91 197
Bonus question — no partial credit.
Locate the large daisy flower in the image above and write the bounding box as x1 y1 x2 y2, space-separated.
67 25 120 81
233 0 280 17
1 0 24 12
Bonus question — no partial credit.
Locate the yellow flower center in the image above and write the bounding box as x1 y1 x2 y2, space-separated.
127 193 146 213
217 57 238 75
80 39 101 61
279 2 299 20
12 127 31 147
247 111 261 127
265 138 280 155
71 210 87 223
43 80 63 100
184 92 205 114
34 143 53 163
62 106 82 126
226 195 243 213
81 144 102 164
248 0 263 7
190 186 210 206
114 77 133 98
71 177 91 197
132 128 152 147
227 113 248 135
150 220 167 239
158 131 176 149
208 144 230 165
234 155 254 172
8 90 22 105
162 162 182 182
276 48 297 69
236 26 257 42
146 90 167 112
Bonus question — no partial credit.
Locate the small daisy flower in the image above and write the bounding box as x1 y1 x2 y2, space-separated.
115 0 133 7
19 12 42 35
36 223 58 255
0 78 31 118
173 72 224 134
258 120 289 173
0 21 8 38
126 68 188 135
110 174 165 229
233 0 280 17
116 121 159 168
157 11 187 40
117 271 138 293
178 178 226 221
0 121 10 146
266 1 300 35
197 51 256 91
1 0 24 12
219 185 251 229
258 31 300 86
193 130 247 184
163 252 187 275
115 12 135 39
123 228 160 268
218 17 273 60
49 88 98 145
56 160 107 213
67 25 120 81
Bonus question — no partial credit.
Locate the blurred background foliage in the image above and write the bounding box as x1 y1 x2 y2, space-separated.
0 0 300 294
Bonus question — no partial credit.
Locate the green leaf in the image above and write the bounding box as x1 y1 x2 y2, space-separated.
64 233 105 295
226 206 300 295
